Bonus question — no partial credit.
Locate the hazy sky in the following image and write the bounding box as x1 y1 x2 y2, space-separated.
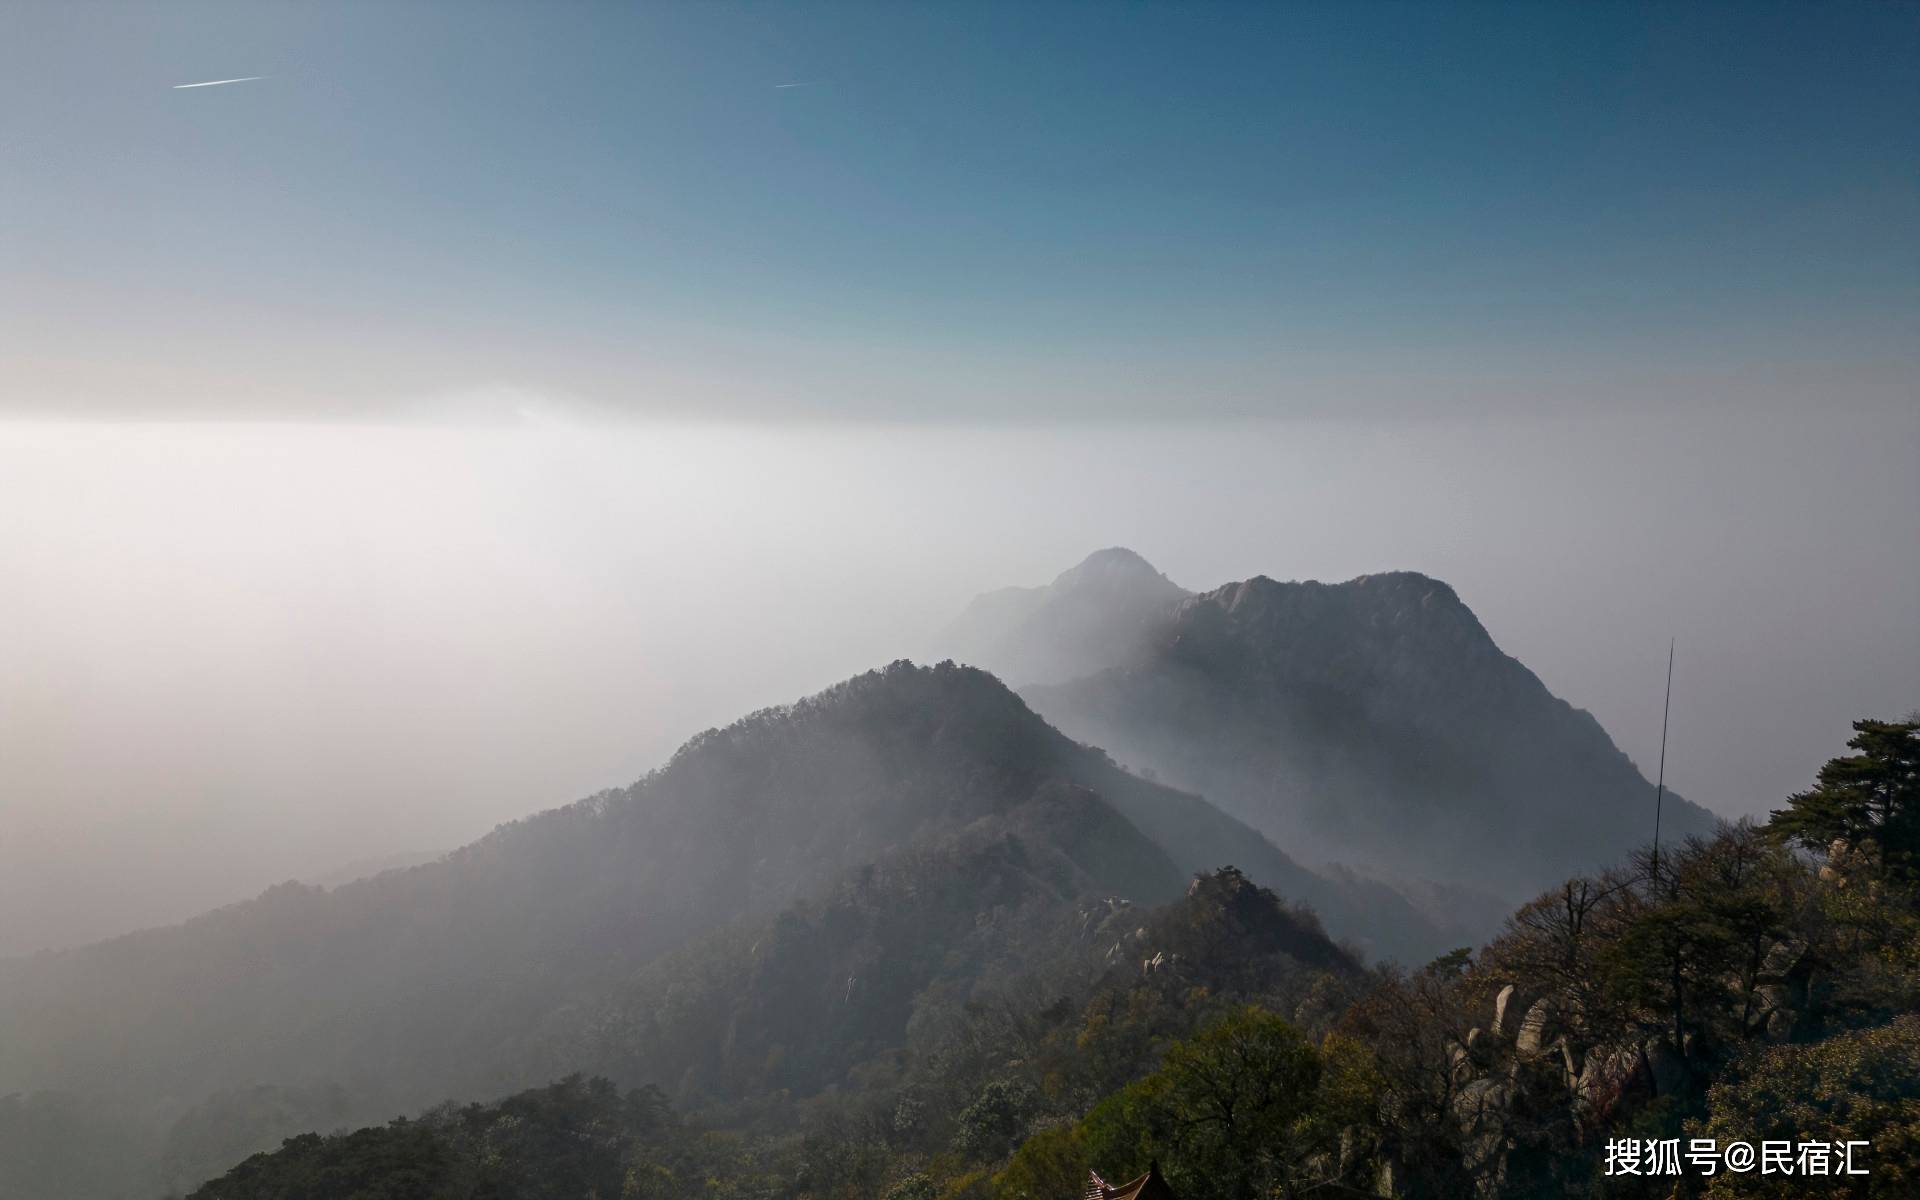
1 3 1915 955
4 413 1915 956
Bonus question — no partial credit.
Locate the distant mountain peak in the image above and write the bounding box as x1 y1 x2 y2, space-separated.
937 550 1189 686
1204 569 1462 607
1349 569 1460 598
1181 571 1491 661
1024 564 1719 900
1058 546 1176 584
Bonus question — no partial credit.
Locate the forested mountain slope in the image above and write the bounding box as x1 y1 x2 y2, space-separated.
185 866 1369 1200
0 661 1426 1198
0 666 1143 1102
1018 567 1720 898
183 720 1920 1200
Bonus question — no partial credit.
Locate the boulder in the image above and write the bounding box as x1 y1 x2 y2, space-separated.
1514 998 1553 1056
1491 984 1518 1036
1757 936 1808 983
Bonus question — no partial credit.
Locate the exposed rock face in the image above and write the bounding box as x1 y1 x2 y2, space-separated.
1513 998 1554 1057
936 547 1189 686
1492 984 1521 1037
1022 568 1721 900
1443 934 1824 1194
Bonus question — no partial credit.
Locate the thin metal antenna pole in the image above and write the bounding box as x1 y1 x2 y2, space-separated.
1650 639 1674 882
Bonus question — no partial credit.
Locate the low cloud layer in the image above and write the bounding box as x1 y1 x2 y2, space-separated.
3 406 1914 956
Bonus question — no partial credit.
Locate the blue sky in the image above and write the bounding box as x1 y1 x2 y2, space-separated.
4 1 1916 417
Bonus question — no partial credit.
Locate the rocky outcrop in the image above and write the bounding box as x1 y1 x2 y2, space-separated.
1441 932 1825 1194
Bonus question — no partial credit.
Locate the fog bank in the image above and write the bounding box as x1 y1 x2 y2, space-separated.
2 406 1913 956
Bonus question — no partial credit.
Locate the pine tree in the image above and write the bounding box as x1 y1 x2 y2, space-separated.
1769 719 1920 882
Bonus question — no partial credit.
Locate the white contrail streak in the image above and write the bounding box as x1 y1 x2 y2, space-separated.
773 81 824 89
172 76 266 89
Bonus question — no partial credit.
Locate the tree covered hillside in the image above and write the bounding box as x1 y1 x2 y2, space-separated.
182 718 1919 1200
1024 569 1720 899
0 662 1428 1198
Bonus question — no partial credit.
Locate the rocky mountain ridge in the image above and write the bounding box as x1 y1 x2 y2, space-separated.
945 551 1719 904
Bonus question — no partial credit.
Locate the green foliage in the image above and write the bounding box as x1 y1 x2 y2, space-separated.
158 1083 363 1196
1599 827 1803 1064
1695 1015 1920 1198
42 712 1920 1200
1072 1007 1354 1200
1425 947 1474 980
991 1125 1087 1200
883 1172 940 1200
1770 719 1920 882
186 1076 669 1200
1328 969 1482 1200
954 1081 1041 1160
190 1122 452 1200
